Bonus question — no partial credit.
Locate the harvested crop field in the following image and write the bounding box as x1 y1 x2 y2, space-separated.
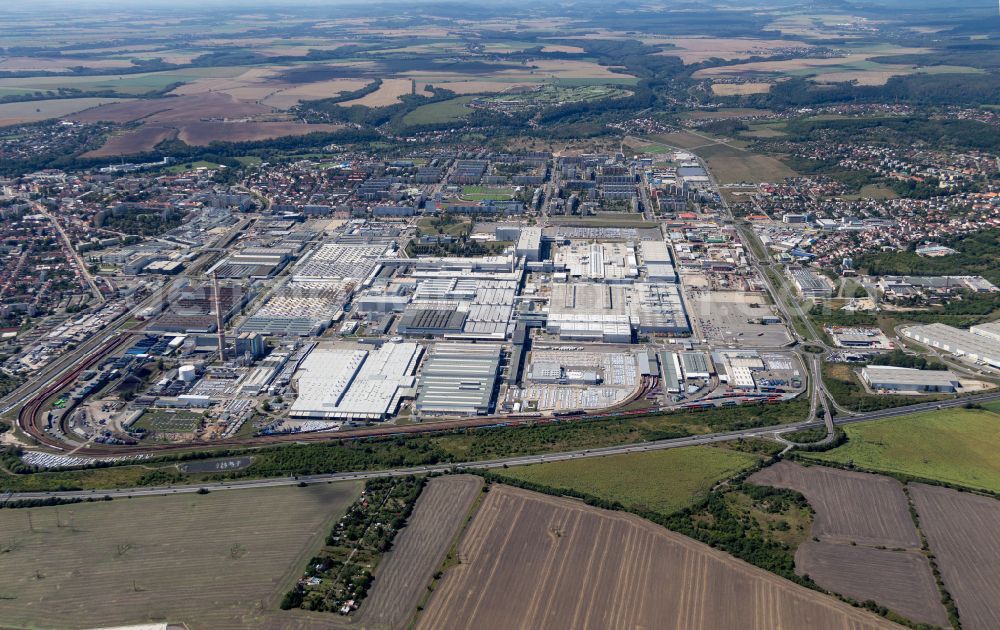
711 82 772 96
694 142 797 184
795 541 947 627
540 44 585 54
910 484 1000 630
261 79 374 109
354 475 482 629
749 461 919 548
0 97 131 126
417 485 897 630
653 37 813 64
423 80 538 95
650 131 715 150
84 125 178 157
339 78 428 107
176 121 342 146
0 483 360 629
71 92 273 124
0 56 135 72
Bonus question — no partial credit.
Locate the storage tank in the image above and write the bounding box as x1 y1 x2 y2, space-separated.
178 364 197 383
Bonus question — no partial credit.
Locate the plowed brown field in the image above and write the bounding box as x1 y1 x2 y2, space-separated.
355 475 482 629
417 485 900 630
749 461 919 548
796 542 948 627
911 484 1000 630
71 92 273 124
83 125 178 156
176 121 342 146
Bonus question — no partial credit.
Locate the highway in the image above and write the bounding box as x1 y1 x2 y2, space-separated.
8 389 1000 501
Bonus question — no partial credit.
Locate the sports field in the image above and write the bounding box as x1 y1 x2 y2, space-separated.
0 483 360 629
498 445 762 514
802 408 1000 492
460 185 516 201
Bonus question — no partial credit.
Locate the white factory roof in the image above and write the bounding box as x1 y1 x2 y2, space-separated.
861 365 960 387
903 323 1000 367
290 343 421 419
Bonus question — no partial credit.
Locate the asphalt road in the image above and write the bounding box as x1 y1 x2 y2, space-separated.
8 389 999 501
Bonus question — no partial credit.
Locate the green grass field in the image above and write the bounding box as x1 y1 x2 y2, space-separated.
460 185 515 201
497 445 763 515
802 408 1000 492
402 95 476 126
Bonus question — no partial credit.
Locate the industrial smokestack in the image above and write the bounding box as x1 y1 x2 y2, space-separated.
213 272 226 361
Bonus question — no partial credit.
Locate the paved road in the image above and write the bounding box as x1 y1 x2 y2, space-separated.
9 389 999 501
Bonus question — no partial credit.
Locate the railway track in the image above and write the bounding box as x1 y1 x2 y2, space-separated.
16 334 133 452
16 373 659 458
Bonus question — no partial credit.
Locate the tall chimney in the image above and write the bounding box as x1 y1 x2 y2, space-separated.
213 272 226 361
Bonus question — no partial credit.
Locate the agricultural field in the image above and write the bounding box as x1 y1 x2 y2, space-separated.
261 79 374 109
795 541 947 627
695 142 797 185
70 92 340 153
650 36 813 64
0 483 360 629
84 125 178 157
497 445 764 515
649 130 715 150
910 483 1000 630
802 408 1000 493
478 84 632 108
692 45 982 86
417 485 897 630
0 97 132 126
339 78 428 107
353 475 482 629
402 96 477 126
749 461 919 548
710 83 772 96
749 461 951 626
176 121 343 146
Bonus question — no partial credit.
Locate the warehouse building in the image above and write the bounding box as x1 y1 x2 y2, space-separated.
658 351 683 393
397 308 468 336
633 283 690 335
515 227 543 262
680 352 713 379
902 323 1000 369
790 268 834 298
289 343 421 420
970 321 1000 342
415 343 502 415
861 365 961 393
546 284 633 343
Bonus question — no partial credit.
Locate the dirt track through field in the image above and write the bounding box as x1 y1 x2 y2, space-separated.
911 484 1000 630
749 461 919 548
417 485 900 630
